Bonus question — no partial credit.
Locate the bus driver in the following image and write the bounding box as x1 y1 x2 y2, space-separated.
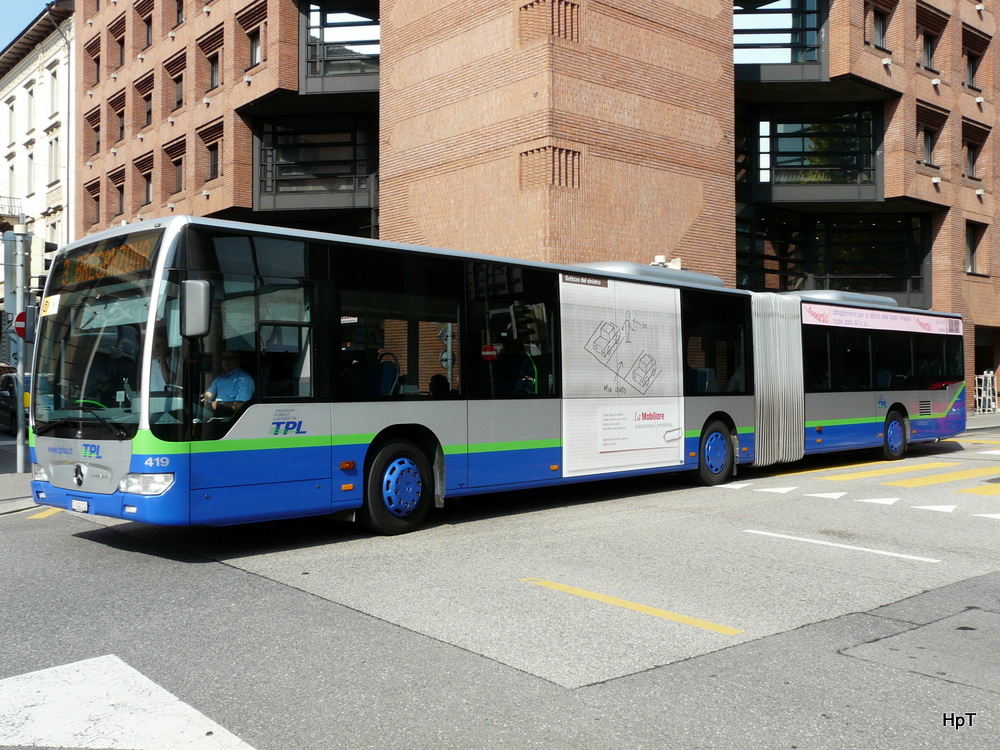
201 351 254 416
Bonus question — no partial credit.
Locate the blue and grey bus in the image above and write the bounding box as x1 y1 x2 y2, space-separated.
29 216 966 533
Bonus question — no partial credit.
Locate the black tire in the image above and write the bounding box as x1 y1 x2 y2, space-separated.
882 410 907 460
698 419 734 486
362 440 433 535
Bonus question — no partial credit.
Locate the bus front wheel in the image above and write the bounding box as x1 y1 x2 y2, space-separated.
363 440 433 535
698 420 734 486
882 411 907 460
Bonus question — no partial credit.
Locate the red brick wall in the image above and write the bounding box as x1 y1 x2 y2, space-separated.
380 0 735 283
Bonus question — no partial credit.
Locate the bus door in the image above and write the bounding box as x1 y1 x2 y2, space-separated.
465 263 560 487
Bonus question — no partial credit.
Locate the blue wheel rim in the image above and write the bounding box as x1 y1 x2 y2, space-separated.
703 431 728 475
381 457 423 518
887 419 903 453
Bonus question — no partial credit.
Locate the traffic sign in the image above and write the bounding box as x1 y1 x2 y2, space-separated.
13 311 25 339
481 344 498 361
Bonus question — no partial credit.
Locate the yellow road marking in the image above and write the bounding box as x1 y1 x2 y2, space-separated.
957 484 1000 496
522 578 743 636
886 466 1000 488
26 507 63 519
758 459 884 478
820 462 960 481
947 438 1000 445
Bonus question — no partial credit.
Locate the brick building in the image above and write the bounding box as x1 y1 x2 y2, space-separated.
61 0 1000 390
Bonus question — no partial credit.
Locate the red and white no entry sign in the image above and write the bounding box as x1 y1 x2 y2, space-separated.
13 311 26 339
481 343 498 361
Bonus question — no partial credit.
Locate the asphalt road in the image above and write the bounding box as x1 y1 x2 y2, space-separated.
2 430 1000 748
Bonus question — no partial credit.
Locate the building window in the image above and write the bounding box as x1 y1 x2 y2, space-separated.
115 183 125 216
207 142 220 180
116 35 126 68
26 153 34 192
964 26 989 91
967 222 986 274
757 109 876 184
872 9 889 49
922 30 938 71
116 107 126 142
93 53 102 84
142 172 153 205
143 93 153 127
306 1 380 76
173 73 184 109
916 4 947 73
175 0 185 27
5 98 14 144
143 16 153 49
48 137 59 183
48 65 59 114
248 28 261 68
173 157 184 193
208 53 220 90
965 142 980 179
921 125 939 167
734 0 821 65
25 86 34 132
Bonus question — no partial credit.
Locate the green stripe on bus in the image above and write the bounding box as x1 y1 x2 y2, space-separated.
466 439 561 454
805 417 883 428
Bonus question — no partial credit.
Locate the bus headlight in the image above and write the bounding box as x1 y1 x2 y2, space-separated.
31 463 49 482
119 473 175 495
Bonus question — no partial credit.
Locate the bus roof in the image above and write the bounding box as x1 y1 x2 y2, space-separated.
58 215 746 295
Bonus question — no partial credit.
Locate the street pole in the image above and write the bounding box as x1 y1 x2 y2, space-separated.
13 220 29 474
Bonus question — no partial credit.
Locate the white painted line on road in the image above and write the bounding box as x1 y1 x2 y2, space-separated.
744 530 941 563
977 450 1000 455
973 514 1000 520
715 482 752 489
755 486 797 494
911 505 957 513
0 654 256 749
853 497 900 505
803 492 847 499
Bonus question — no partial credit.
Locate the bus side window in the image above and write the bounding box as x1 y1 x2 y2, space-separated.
465 262 558 399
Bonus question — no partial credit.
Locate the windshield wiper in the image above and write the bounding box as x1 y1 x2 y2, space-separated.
34 410 126 438
77 407 127 438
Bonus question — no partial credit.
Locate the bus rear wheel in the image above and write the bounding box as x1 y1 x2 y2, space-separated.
882 410 907 460
363 440 433 535
698 420 733 486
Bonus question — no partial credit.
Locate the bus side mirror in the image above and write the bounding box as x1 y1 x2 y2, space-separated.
181 280 212 338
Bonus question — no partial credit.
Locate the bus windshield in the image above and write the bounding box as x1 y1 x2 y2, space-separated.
33 228 163 439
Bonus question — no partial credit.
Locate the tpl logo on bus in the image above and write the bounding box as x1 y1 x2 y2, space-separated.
81 444 103 459
271 421 307 436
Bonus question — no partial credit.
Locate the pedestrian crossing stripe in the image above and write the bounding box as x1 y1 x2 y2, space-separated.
957 484 1000 496
820 462 960 481
885 466 1000 488
26 507 62 519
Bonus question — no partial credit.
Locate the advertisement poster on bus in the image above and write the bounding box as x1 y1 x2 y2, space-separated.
560 274 684 477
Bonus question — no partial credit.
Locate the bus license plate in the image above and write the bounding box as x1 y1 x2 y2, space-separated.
71 499 89 513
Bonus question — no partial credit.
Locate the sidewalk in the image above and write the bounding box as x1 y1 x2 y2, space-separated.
0 439 33 515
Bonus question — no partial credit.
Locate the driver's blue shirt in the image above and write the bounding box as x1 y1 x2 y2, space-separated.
207 367 254 403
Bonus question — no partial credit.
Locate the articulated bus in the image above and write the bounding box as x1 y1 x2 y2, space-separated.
29 216 966 534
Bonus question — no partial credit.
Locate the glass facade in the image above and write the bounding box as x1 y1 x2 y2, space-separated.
734 0 820 64
737 214 926 295
259 118 374 196
758 111 875 185
306 2 380 77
